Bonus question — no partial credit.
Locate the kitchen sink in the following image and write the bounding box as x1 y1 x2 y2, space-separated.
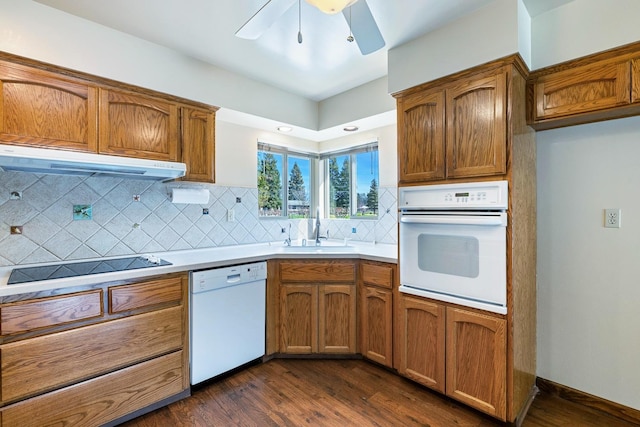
276 244 356 254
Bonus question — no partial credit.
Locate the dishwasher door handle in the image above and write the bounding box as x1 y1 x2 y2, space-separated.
226 273 241 283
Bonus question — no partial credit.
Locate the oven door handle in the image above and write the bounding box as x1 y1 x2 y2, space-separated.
400 214 507 226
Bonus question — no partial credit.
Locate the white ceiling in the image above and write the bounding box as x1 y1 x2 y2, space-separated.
36 0 503 102
33 0 569 140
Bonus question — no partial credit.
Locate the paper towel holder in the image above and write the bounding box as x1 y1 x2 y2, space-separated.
170 187 210 204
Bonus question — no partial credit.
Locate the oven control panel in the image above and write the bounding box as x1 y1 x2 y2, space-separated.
400 180 508 210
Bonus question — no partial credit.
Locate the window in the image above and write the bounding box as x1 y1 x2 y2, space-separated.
258 144 314 218
325 143 379 219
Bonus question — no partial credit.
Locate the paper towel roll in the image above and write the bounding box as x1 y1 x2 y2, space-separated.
171 188 210 204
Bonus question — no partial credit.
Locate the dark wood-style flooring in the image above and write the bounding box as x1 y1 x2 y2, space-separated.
122 359 635 426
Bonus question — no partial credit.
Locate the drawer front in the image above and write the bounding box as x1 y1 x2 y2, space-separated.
0 350 185 427
279 261 356 283
0 306 182 403
361 262 394 289
109 276 183 313
0 290 102 335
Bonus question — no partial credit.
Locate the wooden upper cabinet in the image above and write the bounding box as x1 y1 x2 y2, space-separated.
632 58 640 104
533 59 630 121
98 89 179 161
397 89 446 183
446 70 507 179
181 106 215 183
0 61 98 151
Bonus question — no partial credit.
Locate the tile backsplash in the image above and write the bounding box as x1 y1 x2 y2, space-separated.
0 171 397 266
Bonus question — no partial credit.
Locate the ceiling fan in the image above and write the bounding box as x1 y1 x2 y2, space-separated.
235 0 385 55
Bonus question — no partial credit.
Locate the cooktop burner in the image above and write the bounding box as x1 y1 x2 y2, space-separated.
7 256 172 285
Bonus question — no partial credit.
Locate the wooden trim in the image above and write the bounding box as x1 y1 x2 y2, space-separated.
536 377 640 426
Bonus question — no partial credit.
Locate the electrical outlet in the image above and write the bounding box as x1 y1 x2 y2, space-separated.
604 208 621 228
227 208 235 222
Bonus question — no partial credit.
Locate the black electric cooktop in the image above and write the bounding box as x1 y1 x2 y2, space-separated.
7 256 172 285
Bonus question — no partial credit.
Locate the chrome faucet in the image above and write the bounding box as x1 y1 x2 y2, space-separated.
284 223 292 246
314 207 328 246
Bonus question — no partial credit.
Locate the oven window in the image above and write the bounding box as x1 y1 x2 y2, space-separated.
417 234 479 278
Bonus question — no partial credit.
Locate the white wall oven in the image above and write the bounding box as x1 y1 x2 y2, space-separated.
399 181 508 314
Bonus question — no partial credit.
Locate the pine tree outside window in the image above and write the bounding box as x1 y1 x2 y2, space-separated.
324 142 379 219
258 144 314 218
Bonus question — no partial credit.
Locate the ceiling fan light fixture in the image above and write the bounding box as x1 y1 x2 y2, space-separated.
305 0 357 15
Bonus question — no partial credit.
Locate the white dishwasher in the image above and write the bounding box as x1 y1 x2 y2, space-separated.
190 261 266 385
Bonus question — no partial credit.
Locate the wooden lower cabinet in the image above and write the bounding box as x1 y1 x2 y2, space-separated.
396 295 446 392
359 261 395 367
446 307 506 420
280 283 356 354
277 260 357 355
280 284 318 354
396 293 507 420
0 351 184 427
318 284 356 353
0 273 189 426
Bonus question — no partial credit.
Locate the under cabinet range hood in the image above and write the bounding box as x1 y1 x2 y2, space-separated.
0 144 186 181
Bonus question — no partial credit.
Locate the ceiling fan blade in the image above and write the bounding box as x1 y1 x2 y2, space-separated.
342 0 385 55
236 0 297 40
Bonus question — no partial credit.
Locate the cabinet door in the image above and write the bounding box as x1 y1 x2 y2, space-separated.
360 285 392 366
99 89 179 161
632 58 640 104
396 294 445 393
318 284 356 354
181 106 215 183
446 71 506 178
446 307 506 420
397 89 445 183
280 284 317 354
0 61 98 152
535 60 630 120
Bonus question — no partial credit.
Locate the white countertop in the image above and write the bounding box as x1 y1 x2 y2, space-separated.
0 241 397 297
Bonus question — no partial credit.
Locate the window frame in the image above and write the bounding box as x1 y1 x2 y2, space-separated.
257 142 317 219
321 141 379 220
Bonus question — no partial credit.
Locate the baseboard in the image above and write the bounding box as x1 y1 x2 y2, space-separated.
537 377 640 425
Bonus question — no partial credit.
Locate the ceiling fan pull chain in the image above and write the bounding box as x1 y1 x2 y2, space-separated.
347 6 354 42
298 0 303 43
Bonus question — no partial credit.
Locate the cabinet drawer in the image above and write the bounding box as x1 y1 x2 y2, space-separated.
109 276 183 313
0 290 102 335
361 262 394 289
0 350 184 427
0 306 182 403
279 261 356 283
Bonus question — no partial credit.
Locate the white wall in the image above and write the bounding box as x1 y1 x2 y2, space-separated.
387 0 524 94
0 0 318 129
215 121 319 187
533 0 640 411
537 117 640 410
532 0 640 69
216 121 397 189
